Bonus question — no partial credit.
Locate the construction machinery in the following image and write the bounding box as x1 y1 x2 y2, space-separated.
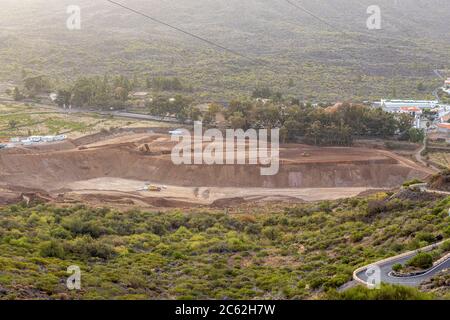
147 185 162 192
137 184 162 192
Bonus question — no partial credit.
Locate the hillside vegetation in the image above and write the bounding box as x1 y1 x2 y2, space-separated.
0 191 449 300
0 0 448 101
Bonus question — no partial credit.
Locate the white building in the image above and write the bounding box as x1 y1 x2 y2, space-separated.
380 99 439 112
437 123 450 136
442 79 450 95
445 78 450 90
380 100 442 129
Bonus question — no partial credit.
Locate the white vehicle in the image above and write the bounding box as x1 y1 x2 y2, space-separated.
169 129 184 136
29 136 42 142
21 139 33 145
41 136 55 142
54 135 67 141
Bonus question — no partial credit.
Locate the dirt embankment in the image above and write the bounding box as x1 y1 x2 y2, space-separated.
428 170 450 192
0 131 433 207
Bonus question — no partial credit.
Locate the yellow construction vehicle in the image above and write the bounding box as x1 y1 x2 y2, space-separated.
146 185 162 192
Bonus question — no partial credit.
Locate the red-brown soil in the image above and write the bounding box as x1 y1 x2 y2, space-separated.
0 131 434 207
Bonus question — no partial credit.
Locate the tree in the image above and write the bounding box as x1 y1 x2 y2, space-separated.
55 89 72 107
23 75 50 94
396 113 414 133
189 107 202 122
417 82 426 92
407 128 425 143
13 87 23 101
8 120 18 129
71 77 96 107
151 77 183 91
307 121 323 145
114 87 129 101
229 112 246 129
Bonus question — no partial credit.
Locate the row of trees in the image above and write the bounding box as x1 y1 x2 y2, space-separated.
146 95 200 122
207 101 415 145
54 75 134 109
6 75 51 101
142 97 418 146
9 73 192 107
8 73 418 146
147 77 192 92
55 75 193 109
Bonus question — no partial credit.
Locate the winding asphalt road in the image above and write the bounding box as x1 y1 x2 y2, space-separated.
355 243 450 287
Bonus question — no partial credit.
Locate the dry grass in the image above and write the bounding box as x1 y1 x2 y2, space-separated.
0 103 170 140
429 152 450 168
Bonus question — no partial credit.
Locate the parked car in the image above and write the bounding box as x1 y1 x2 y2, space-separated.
29 136 42 142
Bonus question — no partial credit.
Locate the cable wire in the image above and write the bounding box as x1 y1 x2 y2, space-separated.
105 0 276 73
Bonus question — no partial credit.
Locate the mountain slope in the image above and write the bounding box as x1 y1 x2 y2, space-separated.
0 0 449 101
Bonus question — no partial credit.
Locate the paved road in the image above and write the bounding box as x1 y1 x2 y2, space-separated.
413 136 440 173
64 108 185 124
355 244 450 287
434 69 445 80
3 99 186 125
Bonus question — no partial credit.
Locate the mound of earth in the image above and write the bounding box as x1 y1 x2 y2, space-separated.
420 271 450 297
0 131 434 206
391 189 444 202
428 170 450 192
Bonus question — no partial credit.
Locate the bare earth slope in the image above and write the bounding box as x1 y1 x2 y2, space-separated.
0 132 433 206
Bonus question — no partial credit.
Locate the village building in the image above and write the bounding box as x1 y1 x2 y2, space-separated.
445 78 450 90
380 99 439 112
437 123 450 137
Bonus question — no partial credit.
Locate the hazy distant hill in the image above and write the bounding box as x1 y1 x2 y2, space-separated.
0 0 449 101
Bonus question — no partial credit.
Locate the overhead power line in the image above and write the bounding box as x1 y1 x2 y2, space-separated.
283 0 363 69
284 0 354 38
105 0 276 72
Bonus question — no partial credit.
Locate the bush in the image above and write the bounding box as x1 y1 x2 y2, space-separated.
328 283 433 300
367 200 387 216
415 232 435 244
66 236 115 260
406 252 433 270
39 240 65 259
350 232 364 243
402 179 424 187
392 263 403 272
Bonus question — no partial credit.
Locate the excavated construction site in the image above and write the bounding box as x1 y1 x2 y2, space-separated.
0 129 435 208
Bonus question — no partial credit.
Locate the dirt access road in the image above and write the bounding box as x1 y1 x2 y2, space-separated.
0 130 434 208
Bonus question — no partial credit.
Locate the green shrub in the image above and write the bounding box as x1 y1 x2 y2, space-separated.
415 232 435 244
39 240 65 259
367 200 387 216
402 179 424 187
392 263 403 272
350 232 364 243
406 252 433 270
328 283 433 300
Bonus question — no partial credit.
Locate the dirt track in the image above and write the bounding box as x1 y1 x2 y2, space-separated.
0 131 434 207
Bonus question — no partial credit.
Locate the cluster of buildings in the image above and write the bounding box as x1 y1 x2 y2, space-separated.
375 79 450 137
378 99 447 130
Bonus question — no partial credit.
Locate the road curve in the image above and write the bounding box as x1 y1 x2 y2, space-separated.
354 241 450 287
